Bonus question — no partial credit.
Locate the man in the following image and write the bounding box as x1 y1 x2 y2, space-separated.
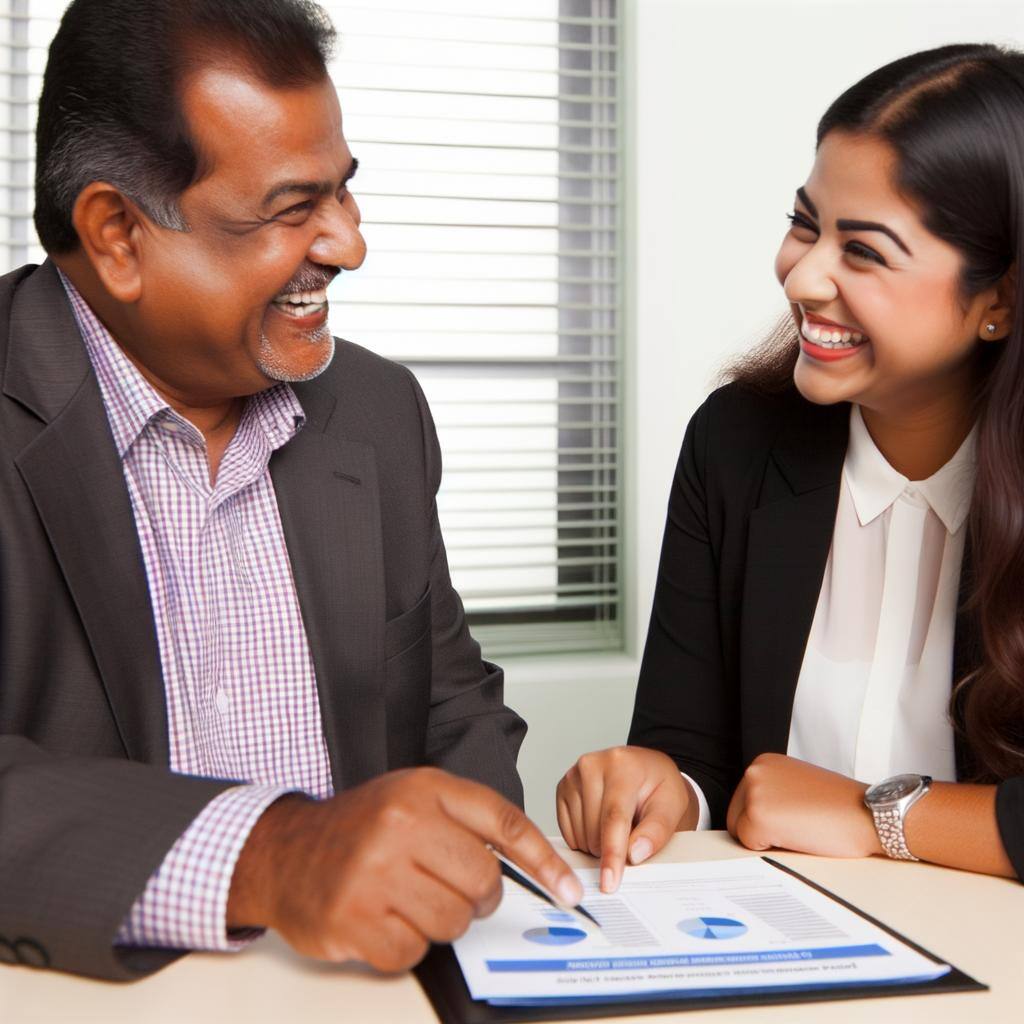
0 0 581 980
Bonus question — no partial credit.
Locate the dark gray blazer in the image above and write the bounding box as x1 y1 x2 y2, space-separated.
0 261 526 980
629 382 1023 881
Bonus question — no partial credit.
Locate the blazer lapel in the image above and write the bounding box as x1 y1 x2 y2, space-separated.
6 263 168 763
271 382 388 792
739 398 849 760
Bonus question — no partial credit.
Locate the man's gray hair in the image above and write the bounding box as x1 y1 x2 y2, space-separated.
34 0 335 253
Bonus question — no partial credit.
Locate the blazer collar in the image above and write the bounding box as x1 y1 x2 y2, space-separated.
769 394 850 496
6 262 169 763
3 260 92 424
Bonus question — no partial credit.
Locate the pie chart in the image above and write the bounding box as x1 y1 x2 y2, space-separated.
523 926 588 946
678 916 748 940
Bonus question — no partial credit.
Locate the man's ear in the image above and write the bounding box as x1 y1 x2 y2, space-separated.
979 262 1017 342
70 182 146 304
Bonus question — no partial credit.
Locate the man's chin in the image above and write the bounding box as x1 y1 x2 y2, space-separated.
256 324 335 384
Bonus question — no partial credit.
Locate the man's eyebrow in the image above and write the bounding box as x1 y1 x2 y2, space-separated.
836 219 912 256
260 157 359 210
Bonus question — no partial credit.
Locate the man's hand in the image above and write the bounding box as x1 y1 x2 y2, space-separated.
555 746 696 894
726 753 883 858
227 767 582 972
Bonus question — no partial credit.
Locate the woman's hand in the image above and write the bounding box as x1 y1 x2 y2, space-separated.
726 753 882 858
556 746 696 893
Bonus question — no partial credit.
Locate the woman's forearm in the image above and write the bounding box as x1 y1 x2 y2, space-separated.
904 782 1015 877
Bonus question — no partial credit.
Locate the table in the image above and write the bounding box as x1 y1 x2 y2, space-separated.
2 831 1020 1023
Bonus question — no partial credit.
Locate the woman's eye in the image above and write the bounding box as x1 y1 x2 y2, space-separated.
845 241 886 265
786 211 818 235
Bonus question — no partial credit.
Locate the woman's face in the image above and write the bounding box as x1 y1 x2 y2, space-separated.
774 131 1000 416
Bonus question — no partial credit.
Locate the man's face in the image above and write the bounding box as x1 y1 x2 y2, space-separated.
126 63 365 401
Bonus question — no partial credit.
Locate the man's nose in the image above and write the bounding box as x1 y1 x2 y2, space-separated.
308 198 366 271
783 242 838 308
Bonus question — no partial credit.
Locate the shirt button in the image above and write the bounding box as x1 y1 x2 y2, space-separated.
215 690 230 715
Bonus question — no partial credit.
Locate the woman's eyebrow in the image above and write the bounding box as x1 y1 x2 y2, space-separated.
796 186 913 257
796 187 817 218
836 219 913 256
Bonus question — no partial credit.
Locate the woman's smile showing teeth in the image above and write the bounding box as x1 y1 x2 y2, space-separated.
800 312 869 361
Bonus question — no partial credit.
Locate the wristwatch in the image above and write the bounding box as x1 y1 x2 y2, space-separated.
863 773 932 861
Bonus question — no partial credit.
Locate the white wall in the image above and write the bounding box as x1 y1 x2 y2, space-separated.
507 0 1024 833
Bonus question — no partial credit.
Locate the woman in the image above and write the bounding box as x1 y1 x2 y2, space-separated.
558 43 1024 894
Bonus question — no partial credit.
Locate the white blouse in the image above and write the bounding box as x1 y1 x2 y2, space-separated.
686 404 976 829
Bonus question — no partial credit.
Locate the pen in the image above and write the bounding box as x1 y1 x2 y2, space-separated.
489 848 602 931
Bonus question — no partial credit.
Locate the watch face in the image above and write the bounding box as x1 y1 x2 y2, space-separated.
866 774 922 805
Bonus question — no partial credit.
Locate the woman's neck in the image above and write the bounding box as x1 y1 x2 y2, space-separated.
860 396 975 481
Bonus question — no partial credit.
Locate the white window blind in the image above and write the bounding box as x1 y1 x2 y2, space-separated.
4 0 622 658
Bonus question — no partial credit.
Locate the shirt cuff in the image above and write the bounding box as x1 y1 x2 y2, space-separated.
680 772 712 831
115 783 295 952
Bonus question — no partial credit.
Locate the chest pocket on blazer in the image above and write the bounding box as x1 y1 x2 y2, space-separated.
384 585 432 769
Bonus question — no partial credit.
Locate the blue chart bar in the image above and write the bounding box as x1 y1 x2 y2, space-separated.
487 943 892 972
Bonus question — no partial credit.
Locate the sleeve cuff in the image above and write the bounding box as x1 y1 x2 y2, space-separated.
680 772 712 831
115 783 296 952
995 776 1024 883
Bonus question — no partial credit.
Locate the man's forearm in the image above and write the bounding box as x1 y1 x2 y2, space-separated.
117 784 294 951
227 793 314 930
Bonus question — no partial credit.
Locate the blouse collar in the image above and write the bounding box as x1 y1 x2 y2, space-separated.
844 403 976 534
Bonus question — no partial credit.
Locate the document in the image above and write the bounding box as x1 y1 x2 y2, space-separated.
452 857 950 1006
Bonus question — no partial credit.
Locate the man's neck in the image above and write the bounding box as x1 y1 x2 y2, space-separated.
55 253 246 482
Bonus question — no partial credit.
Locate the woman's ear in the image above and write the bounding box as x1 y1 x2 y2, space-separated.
70 182 146 304
979 262 1017 342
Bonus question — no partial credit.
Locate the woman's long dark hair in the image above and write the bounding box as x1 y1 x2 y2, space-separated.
731 43 1024 782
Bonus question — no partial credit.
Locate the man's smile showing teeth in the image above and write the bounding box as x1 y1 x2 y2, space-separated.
272 288 329 318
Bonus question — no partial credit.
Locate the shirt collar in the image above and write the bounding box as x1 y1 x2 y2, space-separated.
844 404 976 534
58 270 305 458
60 270 164 457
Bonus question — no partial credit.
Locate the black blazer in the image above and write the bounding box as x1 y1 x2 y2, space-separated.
628 382 1024 880
0 261 526 980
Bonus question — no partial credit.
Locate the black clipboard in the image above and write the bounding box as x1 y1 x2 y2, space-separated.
413 857 986 1024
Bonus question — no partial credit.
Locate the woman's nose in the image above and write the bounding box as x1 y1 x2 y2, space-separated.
783 244 839 308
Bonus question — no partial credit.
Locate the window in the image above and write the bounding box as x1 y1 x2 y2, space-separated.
4 0 622 657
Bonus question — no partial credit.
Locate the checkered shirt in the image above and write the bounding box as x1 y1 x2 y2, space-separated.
60 274 335 952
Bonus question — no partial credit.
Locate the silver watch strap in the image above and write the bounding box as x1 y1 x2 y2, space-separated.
869 806 919 861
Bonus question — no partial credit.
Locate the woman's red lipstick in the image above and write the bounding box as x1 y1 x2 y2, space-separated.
799 312 869 362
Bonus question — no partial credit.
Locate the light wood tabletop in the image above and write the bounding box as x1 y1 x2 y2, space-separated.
1 831 1020 1023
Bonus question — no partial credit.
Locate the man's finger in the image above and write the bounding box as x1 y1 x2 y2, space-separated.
597 786 639 893
409 819 503 915
390 864 478 944
348 911 430 973
435 774 583 908
627 782 684 866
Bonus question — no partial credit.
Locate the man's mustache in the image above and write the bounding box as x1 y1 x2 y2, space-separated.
276 264 339 296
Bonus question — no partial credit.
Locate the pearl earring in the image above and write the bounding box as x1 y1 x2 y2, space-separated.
987 323 997 334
